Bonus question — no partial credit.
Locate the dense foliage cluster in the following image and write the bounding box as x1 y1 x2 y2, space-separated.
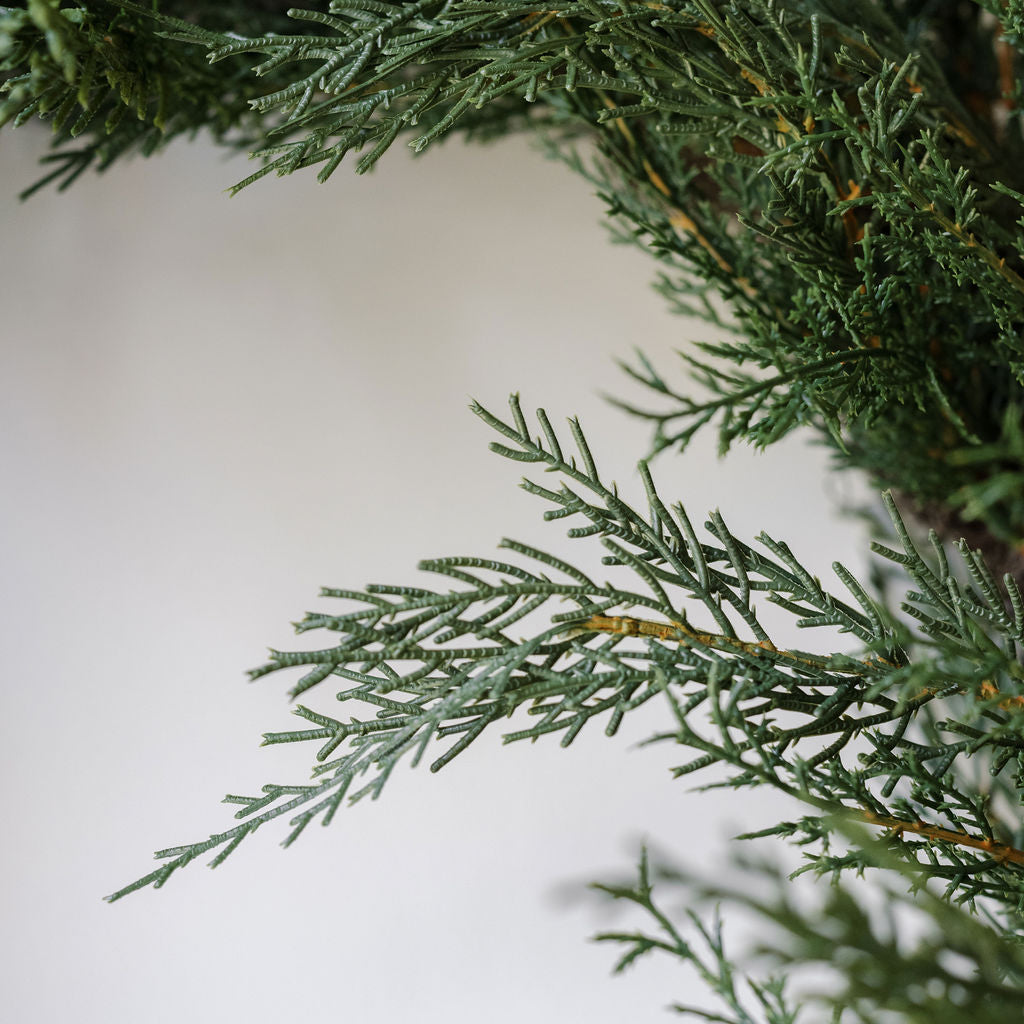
7 2 1024 1019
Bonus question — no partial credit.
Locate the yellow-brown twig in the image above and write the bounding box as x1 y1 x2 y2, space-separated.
979 679 1024 712
580 613 863 672
636 151 756 298
582 615 1024 709
862 810 1024 866
578 618 1024 864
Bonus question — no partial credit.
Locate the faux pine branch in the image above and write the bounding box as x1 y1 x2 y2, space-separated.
7 1 1024 1017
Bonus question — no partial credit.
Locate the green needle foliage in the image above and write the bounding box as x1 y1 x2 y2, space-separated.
8 0 1024 1018
595 845 1024 1022
8 0 1024 538
0 1 292 195
103 397 1024 914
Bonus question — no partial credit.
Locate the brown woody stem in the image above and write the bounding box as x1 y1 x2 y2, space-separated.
862 811 1024 866
579 613 890 671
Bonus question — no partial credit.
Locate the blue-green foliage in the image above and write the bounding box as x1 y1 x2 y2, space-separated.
107 398 1024 920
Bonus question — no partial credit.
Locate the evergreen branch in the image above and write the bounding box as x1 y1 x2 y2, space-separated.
9 2 1024 548
614 347 891 455
592 849 797 1024
110 396 1024 908
593 846 1024 1024
0 0 307 195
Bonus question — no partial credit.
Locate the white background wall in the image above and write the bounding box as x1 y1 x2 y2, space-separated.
1 122 870 1022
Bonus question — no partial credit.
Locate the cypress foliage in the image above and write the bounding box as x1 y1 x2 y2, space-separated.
7 2 1024 1017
